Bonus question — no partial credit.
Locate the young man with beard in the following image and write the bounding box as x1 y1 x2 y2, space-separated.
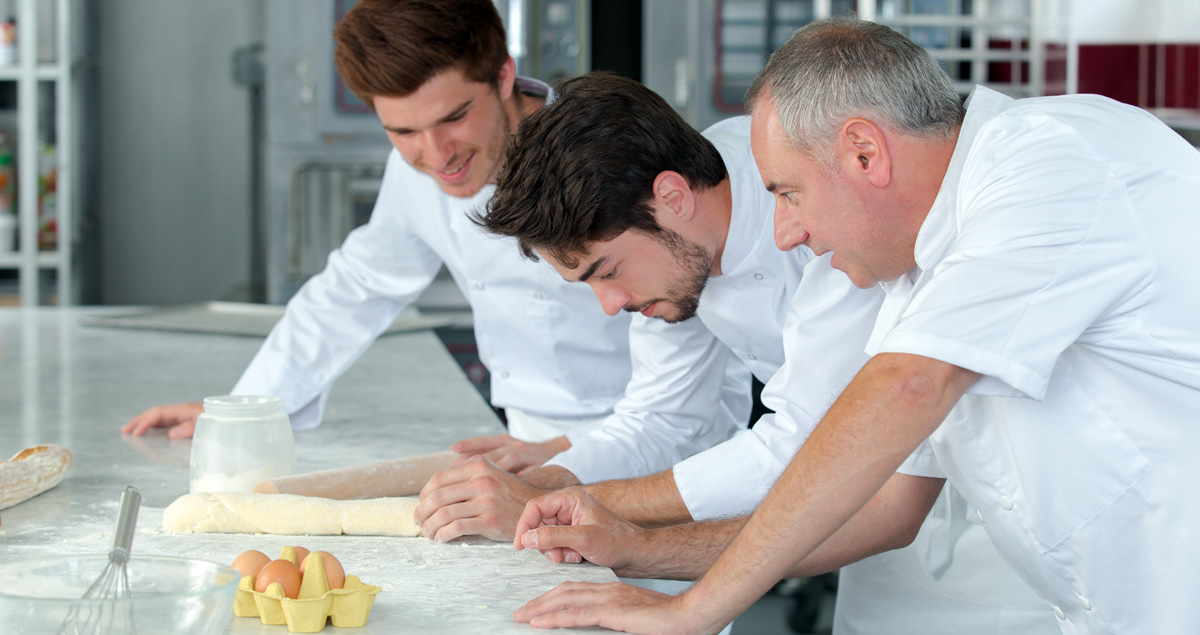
512 19 1200 635
118 0 684 468
420 72 1058 635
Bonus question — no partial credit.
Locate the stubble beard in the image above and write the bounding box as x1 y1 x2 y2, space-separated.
650 228 712 324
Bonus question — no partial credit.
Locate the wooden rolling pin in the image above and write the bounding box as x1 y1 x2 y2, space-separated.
252 450 458 500
0 445 74 523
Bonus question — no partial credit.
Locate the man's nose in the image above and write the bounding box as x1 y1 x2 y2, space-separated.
592 284 630 316
774 200 810 251
420 128 455 169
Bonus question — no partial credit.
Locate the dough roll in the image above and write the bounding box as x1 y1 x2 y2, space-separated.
163 492 422 536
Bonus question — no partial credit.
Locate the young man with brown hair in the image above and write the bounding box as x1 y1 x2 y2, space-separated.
120 0 674 473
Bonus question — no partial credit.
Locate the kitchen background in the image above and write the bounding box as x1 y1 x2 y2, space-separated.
0 1 1194 631
0 0 1195 310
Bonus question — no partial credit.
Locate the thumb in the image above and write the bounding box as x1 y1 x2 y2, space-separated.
520 524 597 554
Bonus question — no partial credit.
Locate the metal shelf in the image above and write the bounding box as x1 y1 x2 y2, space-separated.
0 64 64 80
0 251 61 267
6 0 78 306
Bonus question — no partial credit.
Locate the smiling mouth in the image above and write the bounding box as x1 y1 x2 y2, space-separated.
437 154 473 181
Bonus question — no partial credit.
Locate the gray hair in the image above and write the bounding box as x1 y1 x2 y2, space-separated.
746 18 964 164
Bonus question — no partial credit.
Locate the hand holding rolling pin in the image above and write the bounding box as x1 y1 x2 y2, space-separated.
449 433 571 474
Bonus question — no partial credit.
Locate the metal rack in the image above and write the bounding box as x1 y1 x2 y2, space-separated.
0 0 82 306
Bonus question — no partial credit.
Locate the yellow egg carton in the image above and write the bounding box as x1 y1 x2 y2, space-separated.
234 545 382 633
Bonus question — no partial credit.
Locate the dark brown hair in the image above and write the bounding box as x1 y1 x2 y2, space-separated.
480 72 727 266
333 0 508 108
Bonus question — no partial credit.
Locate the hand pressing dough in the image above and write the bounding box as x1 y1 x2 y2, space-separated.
163 492 423 536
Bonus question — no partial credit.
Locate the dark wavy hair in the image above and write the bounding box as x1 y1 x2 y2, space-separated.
333 0 508 109
478 72 727 267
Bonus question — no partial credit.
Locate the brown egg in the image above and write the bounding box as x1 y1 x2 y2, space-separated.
230 550 271 578
254 559 302 598
291 546 310 566
299 551 346 590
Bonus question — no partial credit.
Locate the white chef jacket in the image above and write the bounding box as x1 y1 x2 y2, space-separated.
551 116 1058 634
868 86 1200 634
545 116 800 483
233 78 634 438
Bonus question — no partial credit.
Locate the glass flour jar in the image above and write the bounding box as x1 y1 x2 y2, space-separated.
189 395 296 494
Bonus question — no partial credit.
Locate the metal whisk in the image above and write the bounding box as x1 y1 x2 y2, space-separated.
58 485 142 635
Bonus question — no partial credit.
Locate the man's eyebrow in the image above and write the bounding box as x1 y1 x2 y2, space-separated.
765 182 779 193
384 99 473 134
577 256 608 283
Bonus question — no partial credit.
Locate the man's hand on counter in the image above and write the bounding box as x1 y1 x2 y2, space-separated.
513 486 646 573
121 402 204 439
416 455 551 543
450 433 571 474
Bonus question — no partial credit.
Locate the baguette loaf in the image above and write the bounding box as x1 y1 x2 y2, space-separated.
0 444 73 513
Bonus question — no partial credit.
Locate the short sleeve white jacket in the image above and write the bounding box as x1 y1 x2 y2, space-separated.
869 87 1200 634
232 81 634 431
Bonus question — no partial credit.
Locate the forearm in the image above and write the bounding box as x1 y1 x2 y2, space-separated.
584 470 692 528
679 353 978 627
783 474 944 577
615 517 747 580
623 473 943 581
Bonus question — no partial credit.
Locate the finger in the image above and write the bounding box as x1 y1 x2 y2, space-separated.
513 493 577 549
519 524 594 553
450 434 512 455
487 448 524 473
122 409 162 436
432 512 510 543
424 498 487 541
414 480 481 524
167 419 197 439
540 547 567 564
419 458 485 500
514 582 614 623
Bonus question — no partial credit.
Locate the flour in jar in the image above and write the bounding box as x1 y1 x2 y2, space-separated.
190 465 276 494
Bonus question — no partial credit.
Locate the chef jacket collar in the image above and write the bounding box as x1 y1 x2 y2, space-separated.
910 86 1014 275
719 155 759 276
868 87 1012 353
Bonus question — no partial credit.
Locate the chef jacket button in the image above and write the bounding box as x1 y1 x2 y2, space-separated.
499 371 510 379
747 354 757 361
1053 606 1065 620
999 495 1014 511
1077 595 1091 611
754 273 764 280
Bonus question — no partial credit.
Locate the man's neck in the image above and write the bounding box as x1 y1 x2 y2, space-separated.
693 177 733 277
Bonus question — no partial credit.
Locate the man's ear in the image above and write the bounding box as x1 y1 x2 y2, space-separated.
840 118 891 188
652 171 696 223
497 56 516 101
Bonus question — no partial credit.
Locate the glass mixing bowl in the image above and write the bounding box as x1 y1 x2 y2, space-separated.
0 554 239 635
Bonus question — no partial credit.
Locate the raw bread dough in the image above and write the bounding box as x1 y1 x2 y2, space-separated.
163 492 423 536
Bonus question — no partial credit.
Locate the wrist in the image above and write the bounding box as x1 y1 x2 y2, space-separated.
523 465 580 489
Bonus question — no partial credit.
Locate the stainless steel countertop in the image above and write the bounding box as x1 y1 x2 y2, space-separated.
0 307 616 634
